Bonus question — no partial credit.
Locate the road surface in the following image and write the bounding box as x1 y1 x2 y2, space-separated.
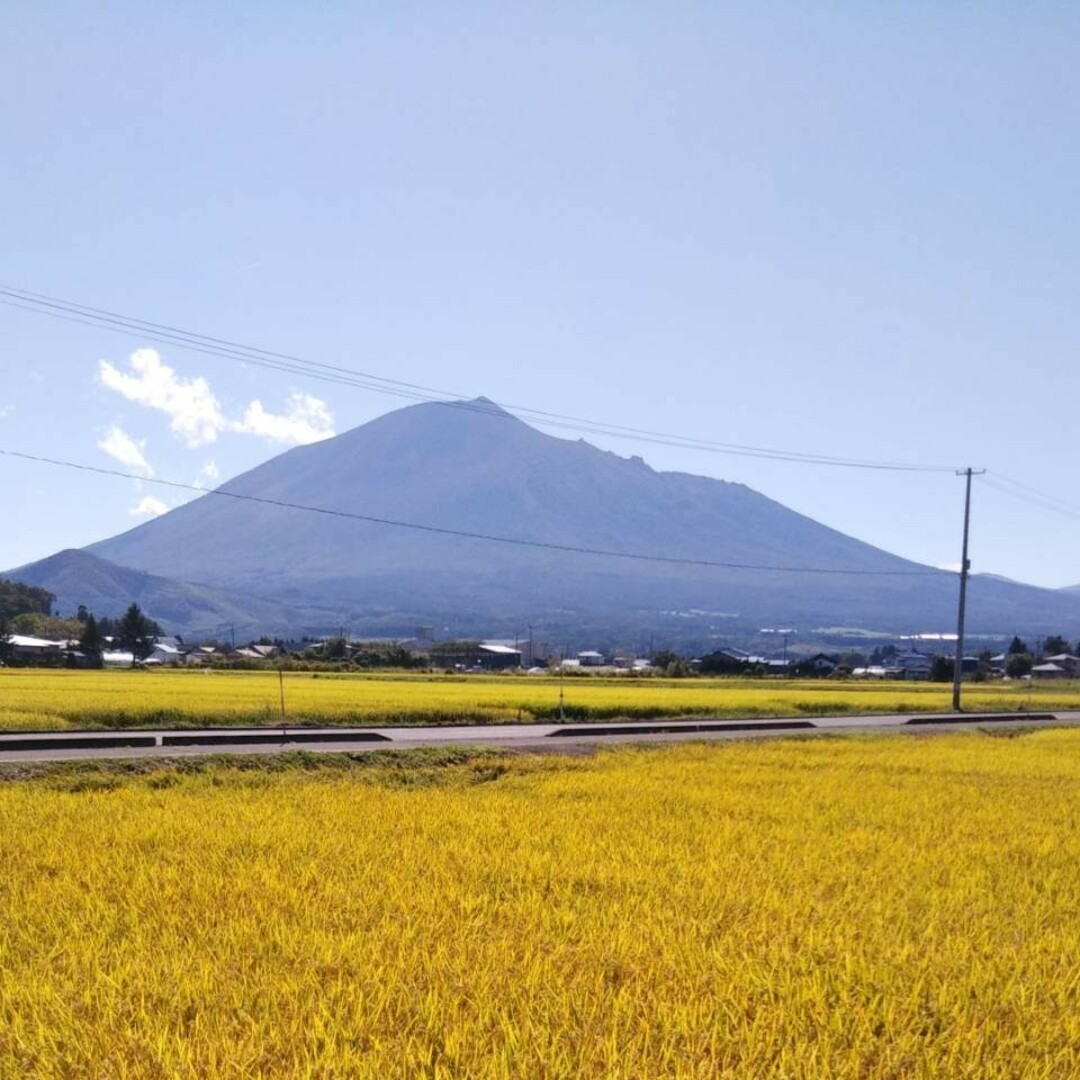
1 711 1078 763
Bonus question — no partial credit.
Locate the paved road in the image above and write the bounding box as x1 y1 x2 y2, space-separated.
2 711 1079 763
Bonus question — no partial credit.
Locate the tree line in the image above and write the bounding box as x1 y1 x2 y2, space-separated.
0 574 161 668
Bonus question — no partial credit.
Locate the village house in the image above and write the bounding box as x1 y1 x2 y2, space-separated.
477 644 522 671
6 634 64 665
797 653 839 675
576 650 607 667
147 642 186 665
1044 653 1080 675
1031 661 1069 679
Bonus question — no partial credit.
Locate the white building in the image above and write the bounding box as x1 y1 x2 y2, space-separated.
577 650 606 667
101 650 136 668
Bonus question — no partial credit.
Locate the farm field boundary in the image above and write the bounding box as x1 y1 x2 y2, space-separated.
3 668 1080 732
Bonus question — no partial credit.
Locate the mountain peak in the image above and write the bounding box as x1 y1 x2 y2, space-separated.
455 395 514 417
71 395 1080 639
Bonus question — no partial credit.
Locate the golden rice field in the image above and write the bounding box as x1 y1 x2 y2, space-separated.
1 667 1079 731
2 733 1080 1077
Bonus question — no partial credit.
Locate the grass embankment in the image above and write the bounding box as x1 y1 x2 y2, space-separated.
0 667 1077 731
3 732 1080 1076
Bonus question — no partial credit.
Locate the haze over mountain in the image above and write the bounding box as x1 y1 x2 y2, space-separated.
9 398 1080 643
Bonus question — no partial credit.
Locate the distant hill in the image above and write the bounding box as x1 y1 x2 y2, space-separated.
9 397 1079 643
980 573 1029 587
5 549 340 639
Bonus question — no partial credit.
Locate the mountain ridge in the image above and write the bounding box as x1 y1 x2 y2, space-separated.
8 397 1079 640
5 549 341 638
89 397 927 581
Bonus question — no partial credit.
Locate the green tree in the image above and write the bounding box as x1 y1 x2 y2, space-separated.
11 613 82 640
1005 653 1033 678
351 644 425 670
838 651 867 669
79 614 104 668
1043 635 1069 656
651 650 680 670
322 636 348 661
118 603 157 667
929 656 954 683
11 612 45 636
0 578 54 619
0 617 10 665
1008 636 1029 655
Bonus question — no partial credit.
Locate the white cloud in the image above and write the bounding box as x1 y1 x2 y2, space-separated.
0 404 12 419
98 348 227 447
98 425 154 477
236 392 336 445
98 349 336 449
129 495 169 518
193 459 221 490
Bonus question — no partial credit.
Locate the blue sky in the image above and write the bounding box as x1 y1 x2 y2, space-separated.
2 3 1078 588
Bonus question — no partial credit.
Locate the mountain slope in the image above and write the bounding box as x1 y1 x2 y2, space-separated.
72 397 1080 637
5 549 339 638
91 398 916 576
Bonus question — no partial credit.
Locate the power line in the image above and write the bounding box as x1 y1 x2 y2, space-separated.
0 286 945 469
0 283 962 473
0 448 950 577
980 471 1080 522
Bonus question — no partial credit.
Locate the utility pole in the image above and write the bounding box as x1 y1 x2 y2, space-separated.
952 467 985 711
558 644 568 722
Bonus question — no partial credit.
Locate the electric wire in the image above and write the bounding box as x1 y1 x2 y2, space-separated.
0 448 951 577
0 284 962 472
980 472 1080 522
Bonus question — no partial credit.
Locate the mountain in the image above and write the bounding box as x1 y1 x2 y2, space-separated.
5 549 340 639
17 397 1080 642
